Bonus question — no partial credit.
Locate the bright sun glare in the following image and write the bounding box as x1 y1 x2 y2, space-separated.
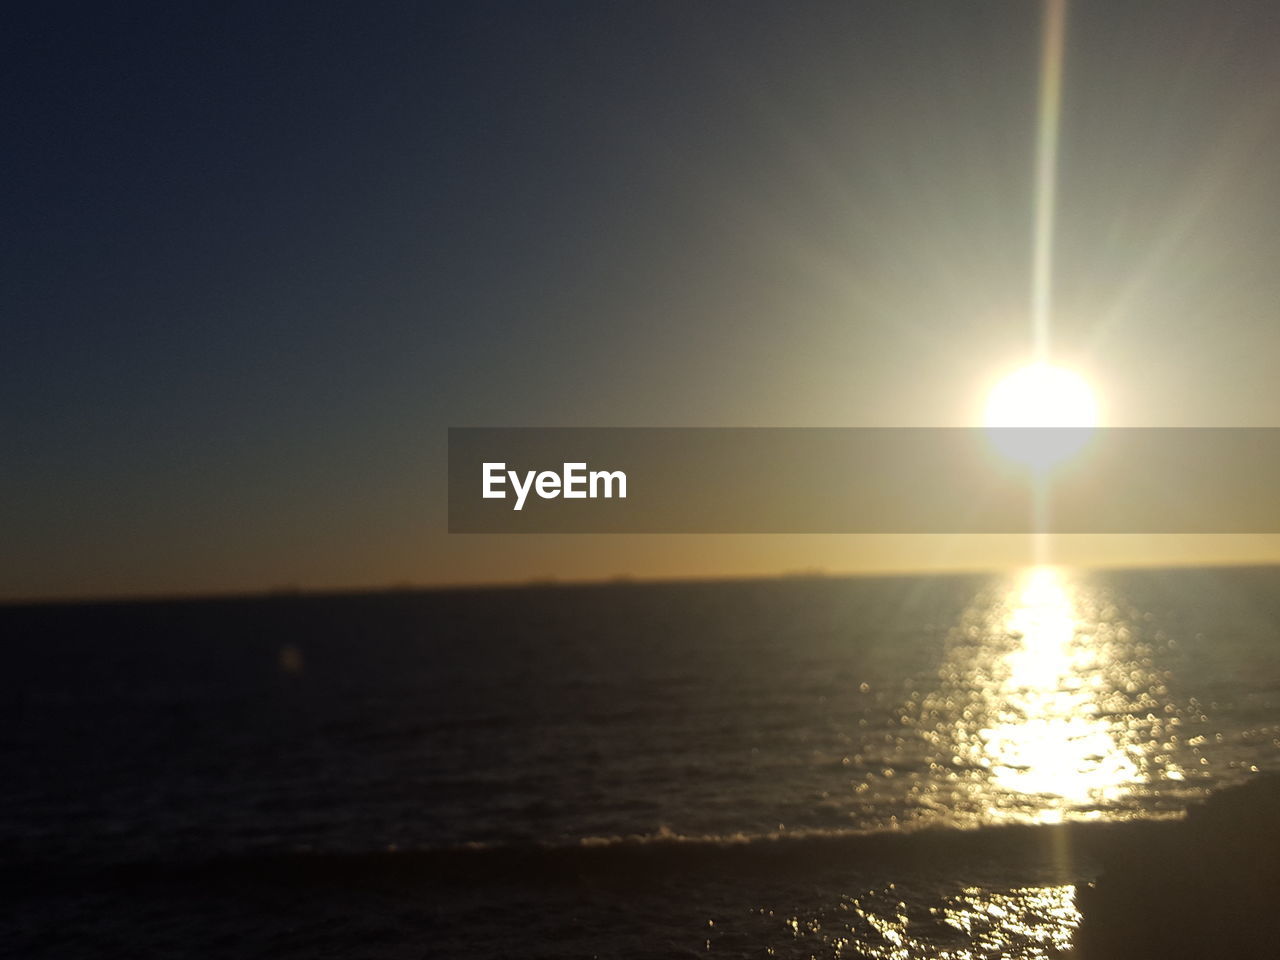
983 363 1099 471
984 363 1098 429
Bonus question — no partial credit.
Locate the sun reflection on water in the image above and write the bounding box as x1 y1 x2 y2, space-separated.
981 567 1140 816
770 882 1080 959
907 565 1189 826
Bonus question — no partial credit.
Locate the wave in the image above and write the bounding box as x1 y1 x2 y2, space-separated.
6 817 1185 893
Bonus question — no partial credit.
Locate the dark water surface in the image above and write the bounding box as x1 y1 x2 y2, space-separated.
5 567 1280 957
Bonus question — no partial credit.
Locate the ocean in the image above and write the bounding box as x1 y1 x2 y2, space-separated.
5 566 1280 957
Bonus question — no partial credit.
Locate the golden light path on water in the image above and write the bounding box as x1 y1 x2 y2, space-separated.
837 568 1150 956
981 567 1140 816
776 567 1180 958
922 565 1170 826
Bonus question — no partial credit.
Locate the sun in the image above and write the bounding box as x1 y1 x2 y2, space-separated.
983 363 1099 470
984 363 1099 429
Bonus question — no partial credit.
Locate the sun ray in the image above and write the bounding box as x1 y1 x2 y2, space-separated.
1032 0 1068 362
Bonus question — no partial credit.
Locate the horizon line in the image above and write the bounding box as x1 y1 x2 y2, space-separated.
4 556 1279 609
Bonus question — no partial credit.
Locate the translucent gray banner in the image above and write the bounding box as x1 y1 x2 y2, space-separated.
448 428 1280 533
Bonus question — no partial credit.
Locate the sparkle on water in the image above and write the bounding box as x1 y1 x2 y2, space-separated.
983 567 1140 812
753 565 1199 957
767 881 1081 959
914 566 1177 825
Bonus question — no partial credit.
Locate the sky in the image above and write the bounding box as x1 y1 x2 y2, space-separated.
5 1 1280 600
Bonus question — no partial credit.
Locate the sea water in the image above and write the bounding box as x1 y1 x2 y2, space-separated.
4 567 1280 957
